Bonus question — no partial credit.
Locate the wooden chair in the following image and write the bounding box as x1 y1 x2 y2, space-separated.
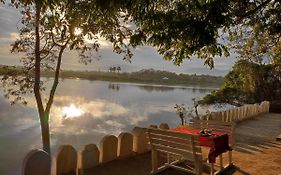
147 128 204 175
189 119 236 174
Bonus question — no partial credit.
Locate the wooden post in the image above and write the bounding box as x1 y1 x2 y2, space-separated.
219 154 223 170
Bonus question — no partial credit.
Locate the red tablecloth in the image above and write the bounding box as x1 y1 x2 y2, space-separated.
170 127 231 163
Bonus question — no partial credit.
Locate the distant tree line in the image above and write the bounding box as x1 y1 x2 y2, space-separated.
108 66 121 73
0 65 224 87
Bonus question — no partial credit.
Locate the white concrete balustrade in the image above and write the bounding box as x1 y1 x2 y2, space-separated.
208 101 270 122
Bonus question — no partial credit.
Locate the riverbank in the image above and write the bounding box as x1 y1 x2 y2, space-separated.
0 65 224 87
58 69 223 87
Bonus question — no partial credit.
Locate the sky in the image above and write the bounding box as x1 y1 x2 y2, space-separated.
0 3 238 76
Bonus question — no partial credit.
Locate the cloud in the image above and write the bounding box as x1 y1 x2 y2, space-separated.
0 4 21 37
0 32 19 45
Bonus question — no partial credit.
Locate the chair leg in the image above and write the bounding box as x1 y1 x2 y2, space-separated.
219 154 223 170
195 161 203 175
228 150 233 165
167 154 171 164
210 163 214 175
151 150 158 174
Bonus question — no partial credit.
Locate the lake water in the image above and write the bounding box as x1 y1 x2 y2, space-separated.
0 79 214 175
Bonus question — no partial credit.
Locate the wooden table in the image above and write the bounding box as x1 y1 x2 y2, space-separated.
171 127 233 175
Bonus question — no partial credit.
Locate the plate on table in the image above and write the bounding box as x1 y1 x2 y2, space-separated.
199 129 213 136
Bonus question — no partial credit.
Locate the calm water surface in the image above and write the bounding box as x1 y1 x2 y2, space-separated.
0 79 214 175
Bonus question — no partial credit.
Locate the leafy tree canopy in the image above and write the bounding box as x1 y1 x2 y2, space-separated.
2 0 281 67
127 0 281 67
228 0 281 65
200 60 281 105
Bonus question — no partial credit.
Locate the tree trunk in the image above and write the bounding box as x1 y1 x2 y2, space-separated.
39 112 51 154
180 114 184 125
194 105 199 118
34 5 51 154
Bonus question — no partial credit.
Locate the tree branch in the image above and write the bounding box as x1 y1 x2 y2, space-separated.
40 44 55 61
51 32 65 47
238 0 271 19
40 33 52 52
45 39 69 114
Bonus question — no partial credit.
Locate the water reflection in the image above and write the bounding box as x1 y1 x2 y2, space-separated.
137 85 175 92
62 104 84 118
50 96 130 135
0 96 41 175
0 79 214 175
108 83 120 91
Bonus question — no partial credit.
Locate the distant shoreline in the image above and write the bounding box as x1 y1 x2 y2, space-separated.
58 78 220 90
50 69 223 88
0 65 224 88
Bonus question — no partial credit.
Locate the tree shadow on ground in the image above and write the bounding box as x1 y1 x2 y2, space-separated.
234 114 281 154
217 165 251 175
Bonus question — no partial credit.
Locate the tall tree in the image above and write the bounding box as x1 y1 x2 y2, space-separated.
2 0 132 154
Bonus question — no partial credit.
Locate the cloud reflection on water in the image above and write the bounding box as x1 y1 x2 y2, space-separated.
50 96 176 133
0 80 213 175
50 96 129 134
47 93 182 153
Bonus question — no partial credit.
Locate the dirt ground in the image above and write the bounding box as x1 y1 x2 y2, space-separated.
81 113 281 175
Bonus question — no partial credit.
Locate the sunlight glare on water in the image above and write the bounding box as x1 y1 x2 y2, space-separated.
62 104 84 118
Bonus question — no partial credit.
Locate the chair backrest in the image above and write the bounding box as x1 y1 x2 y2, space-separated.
189 120 236 147
147 128 202 163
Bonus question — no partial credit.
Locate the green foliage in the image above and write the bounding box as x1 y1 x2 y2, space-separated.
128 0 232 67
200 60 281 105
3 0 281 67
45 68 224 87
125 0 281 67
227 0 281 65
